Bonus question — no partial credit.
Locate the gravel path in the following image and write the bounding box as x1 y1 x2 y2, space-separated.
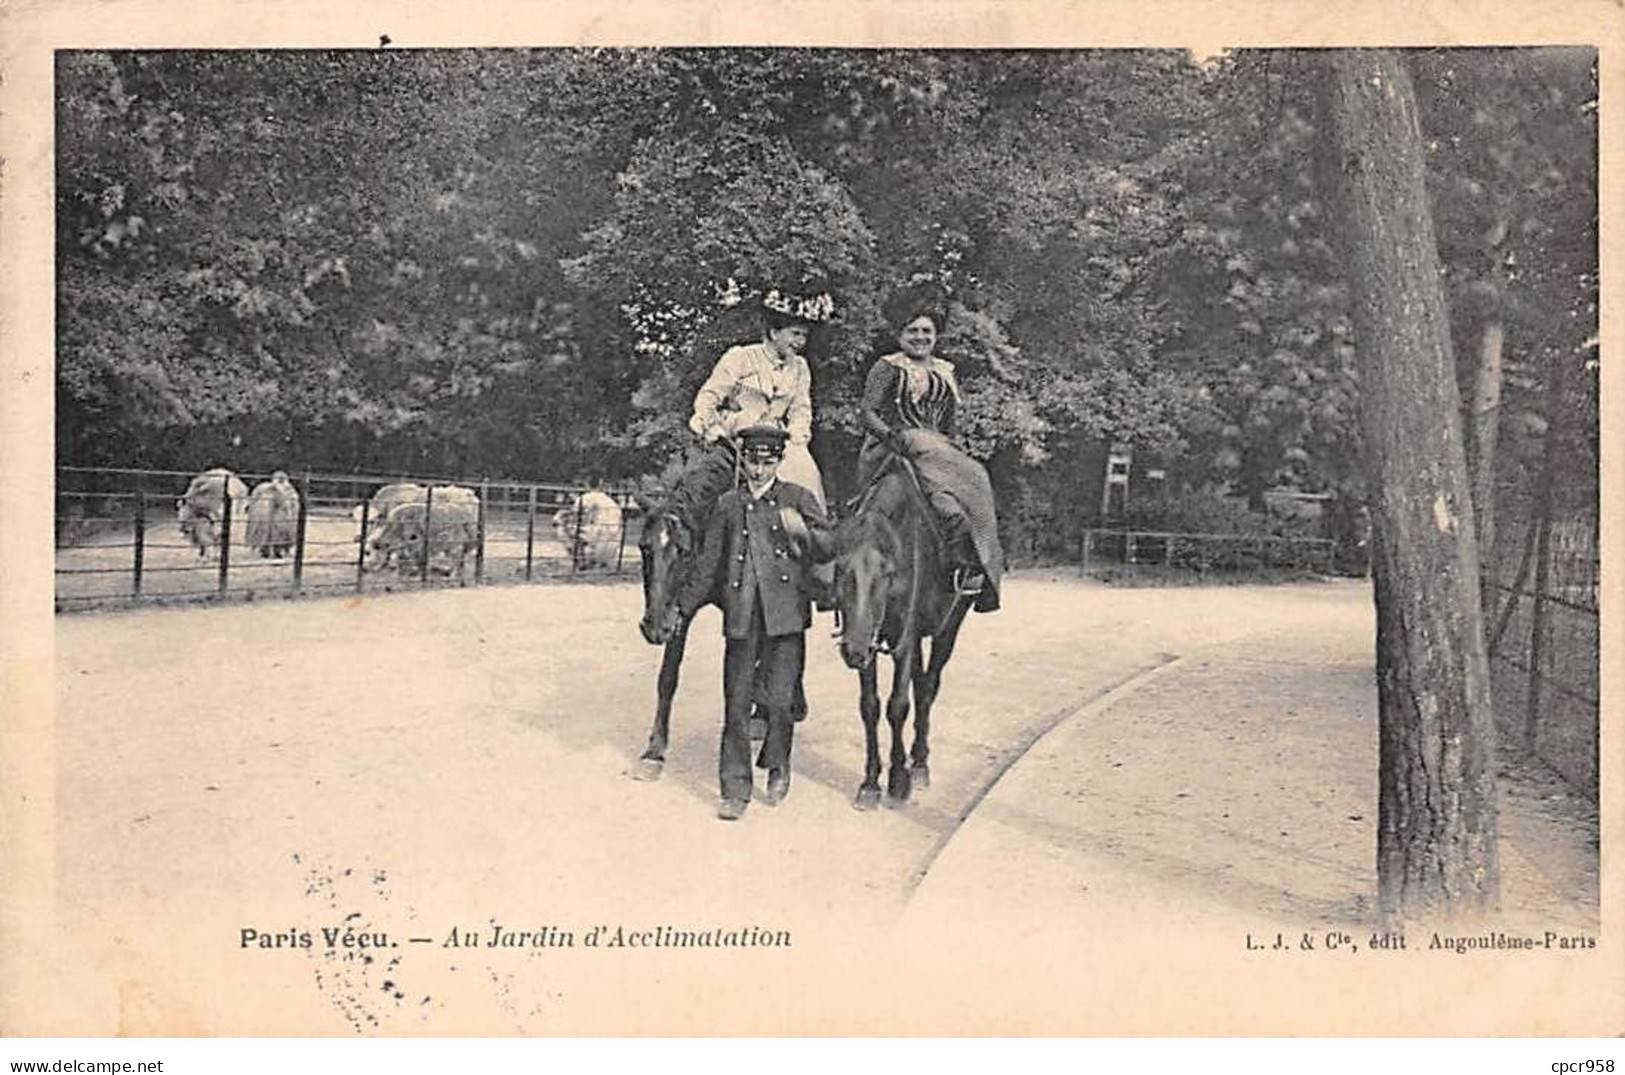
36 572 1599 1034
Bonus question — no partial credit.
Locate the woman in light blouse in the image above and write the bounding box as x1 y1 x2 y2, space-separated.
689 286 832 507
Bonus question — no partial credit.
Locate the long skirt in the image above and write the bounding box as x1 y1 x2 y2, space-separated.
777 442 825 509
858 430 1003 612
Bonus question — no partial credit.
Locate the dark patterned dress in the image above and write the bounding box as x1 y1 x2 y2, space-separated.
856 353 1003 612
857 353 960 484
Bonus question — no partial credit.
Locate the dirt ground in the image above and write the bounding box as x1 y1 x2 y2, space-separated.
39 572 1603 1035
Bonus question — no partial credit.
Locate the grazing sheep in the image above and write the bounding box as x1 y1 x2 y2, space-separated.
353 483 479 568
363 499 480 582
553 489 624 569
352 483 427 568
176 468 249 559
245 471 300 559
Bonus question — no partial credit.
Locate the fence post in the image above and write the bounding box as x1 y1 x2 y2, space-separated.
1525 349 1569 751
1080 527 1091 576
218 489 233 594
293 471 310 591
525 485 537 582
1526 512 1555 751
615 493 630 575
356 498 370 591
133 490 146 597
476 478 488 585
1489 518 1539 654
420 485 434 585
571 488 586 573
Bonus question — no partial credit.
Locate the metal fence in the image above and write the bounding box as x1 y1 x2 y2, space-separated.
1482 355 1600 794
1079 527 1339 578
55 466 642 611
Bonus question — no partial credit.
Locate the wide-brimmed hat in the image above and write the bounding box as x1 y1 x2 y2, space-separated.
737 424 790 460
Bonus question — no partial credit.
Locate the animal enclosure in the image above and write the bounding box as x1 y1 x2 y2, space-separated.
55 466 642 610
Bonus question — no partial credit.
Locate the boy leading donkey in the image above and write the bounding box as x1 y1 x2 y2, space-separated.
676 424 835 820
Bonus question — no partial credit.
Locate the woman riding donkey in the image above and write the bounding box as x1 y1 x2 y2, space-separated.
857 285 1004 613
684 284 834 512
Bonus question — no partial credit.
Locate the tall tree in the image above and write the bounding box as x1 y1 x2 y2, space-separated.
1413 48 1598 578
1319 50 1498 918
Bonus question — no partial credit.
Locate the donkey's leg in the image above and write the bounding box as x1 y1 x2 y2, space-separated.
908 635 930 782
635 617 691 780
910 602 971 789
885 642 917 802
853 660 883 810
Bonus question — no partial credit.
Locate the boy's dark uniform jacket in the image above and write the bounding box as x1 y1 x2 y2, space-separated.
678 479 834 638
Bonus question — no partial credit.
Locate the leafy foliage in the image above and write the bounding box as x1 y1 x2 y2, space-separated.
56 48 1596 550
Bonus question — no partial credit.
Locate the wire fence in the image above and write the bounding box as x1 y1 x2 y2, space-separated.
55 466 643 611
1482 354 1600 795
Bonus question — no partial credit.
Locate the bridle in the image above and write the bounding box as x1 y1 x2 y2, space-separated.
833 472 919 663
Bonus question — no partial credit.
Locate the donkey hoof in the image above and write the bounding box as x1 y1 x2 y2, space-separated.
887 773 912 803
909 764 931 790
631 758 664 782
853 787 881 811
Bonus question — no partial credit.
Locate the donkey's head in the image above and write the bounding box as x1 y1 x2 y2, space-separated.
636 494 694 645
833 506 904 670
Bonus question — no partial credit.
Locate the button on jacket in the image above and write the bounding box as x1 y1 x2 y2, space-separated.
678 479 834 639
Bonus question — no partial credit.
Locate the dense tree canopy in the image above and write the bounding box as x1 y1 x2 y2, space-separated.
57 47 1597 548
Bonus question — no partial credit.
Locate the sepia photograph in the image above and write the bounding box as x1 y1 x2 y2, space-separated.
2 0 1619 1046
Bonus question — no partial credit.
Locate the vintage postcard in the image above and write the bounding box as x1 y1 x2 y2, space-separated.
2 0 1620 1039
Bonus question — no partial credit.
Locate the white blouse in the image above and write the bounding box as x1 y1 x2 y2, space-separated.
688 342 813 446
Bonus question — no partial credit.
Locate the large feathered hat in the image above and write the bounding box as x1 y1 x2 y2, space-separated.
761 285 836 326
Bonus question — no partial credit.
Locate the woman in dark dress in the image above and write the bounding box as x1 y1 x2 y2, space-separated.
857 293 1003 611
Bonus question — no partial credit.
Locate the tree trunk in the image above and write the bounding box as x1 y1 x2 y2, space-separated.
1463 220 1508 596
1319 50 1499 920
1240 444 1270 514
1470 317 1503 560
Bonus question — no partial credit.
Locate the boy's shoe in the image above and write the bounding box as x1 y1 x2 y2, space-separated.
762 770 791 805
716 797 748 821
